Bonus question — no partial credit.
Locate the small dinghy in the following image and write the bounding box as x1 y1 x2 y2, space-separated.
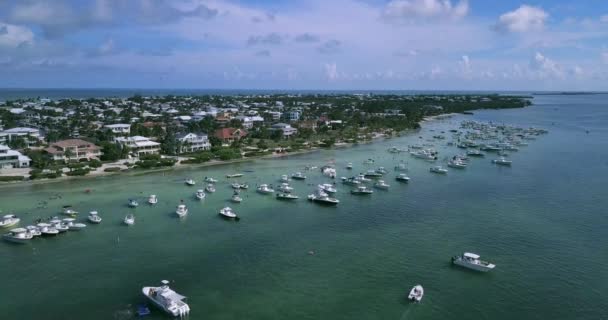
408 285 424 303
124 214 135 226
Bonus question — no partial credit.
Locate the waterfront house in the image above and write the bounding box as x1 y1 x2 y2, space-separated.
44 139 102 162
176 133 211 153
115 136 161 157
0 127 42 147
270 123 298 138
214 128 247 144
104 124 131 136
0 145 31 168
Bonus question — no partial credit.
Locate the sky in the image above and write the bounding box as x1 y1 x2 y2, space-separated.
0 0 607 91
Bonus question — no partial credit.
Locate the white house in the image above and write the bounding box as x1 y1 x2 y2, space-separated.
176 133 211 153
115 136 161 157
270 123 298 138
0 127 42 147
0 145 31 168
104 124 131 135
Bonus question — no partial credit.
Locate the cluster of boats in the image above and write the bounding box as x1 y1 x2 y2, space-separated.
1 210 90 244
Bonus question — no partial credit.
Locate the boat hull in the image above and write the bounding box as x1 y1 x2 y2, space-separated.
452 259 495 272
3 235 31 244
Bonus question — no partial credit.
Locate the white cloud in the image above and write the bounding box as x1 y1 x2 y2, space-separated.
0 22 34 48
324 63 339 80
459 55 472 77
383 0 468 21
529 52 563 79
495 5 548 33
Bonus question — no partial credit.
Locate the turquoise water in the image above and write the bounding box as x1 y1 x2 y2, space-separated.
1 95 607 320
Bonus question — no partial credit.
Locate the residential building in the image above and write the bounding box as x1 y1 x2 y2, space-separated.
176 133 211 153
270 123 298 138
267 111 282 120
104 124 131 135
0 127 43 147
214 128 247 144
284 110 301 122
0 145 31 168
44 139 102 162
115 136 161 157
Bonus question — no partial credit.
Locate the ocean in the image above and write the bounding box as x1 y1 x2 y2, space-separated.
0 94 607 320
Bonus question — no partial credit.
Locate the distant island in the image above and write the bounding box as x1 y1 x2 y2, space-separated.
0 93 531 182
532 92 603 96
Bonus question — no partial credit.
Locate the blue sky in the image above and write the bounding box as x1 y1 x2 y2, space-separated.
0 0 607 90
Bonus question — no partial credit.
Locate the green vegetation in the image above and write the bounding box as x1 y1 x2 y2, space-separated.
135 154 177 169
0 176 25 182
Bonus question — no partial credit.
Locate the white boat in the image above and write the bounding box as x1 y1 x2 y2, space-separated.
62 206 78 217
430 166 448 174
231 191 243 203
128 199 139 208
3 228 33 244
276 193 299 200
26 225 42 237
176 204 188 218
307 190 339 205
205 184 216 193
256 184 275 194
318 183 337 194
351 186 373 195
394 163 408 171
492 157 512 166
50 218 69 233
364 170 383 178
148 195 158 205
355 174 372 183
219 207 239 220
291 172 307 180
374 180 390 190
408 285 424 303
375 167 388 174
346 162 353 170
63 218 87 231
231 182 248 190
88 211 102 224
277 183 294 193
466 149 484 157
142 280 190 317
0 214 20 228
447 159 467 169
226 173 243 178
204 176 218 183
341 177 361 185
195 190 206 200
452 252 496 272
363 158 375 164
395 174 410 183
280 175 291 183
37 223 59 236
124 214 135 225
322 166 337 178
185 179 196 186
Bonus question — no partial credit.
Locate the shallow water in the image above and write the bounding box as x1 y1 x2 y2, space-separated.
1 94 607 320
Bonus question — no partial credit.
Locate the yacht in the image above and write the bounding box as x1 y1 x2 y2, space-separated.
374 180 390 190
219 207 239 220
355 174 372 183
62 206 78 217
128 199 139 208
321 166 337 179
291 172 307 180
205 184 216 193
430 166 448 174
280 175 290 183
204 176 218 183
0 214 20 228
466 149 485 157
341 177 361 186
452 252 496 272
88 211 102 224
395 174 410 183
226 173 243 178
148 195 158 205
346 162 353 170
185 178 196 186
277 183 294 193
63 218 86 231
408 285 424 303
492 157 512 166
364 170 383 178
176 204 188 218
375 167 388 174
195 190 206 200
447 159 467 169
142 280 190 317
318 183 337 194
25 225 42 237
37 223 59 236
307 190 339 205
3 228 33 244
276 193 299 200
351 186 373 195
124 214 135 226
257 184 275 194
50 218 69 233
231 191 243 203
231 182 248 190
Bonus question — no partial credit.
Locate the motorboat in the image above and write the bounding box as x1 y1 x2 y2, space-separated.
346 162 353 170
185 178 196 186
231 191 243 203
142 280 190 317
341 177 361 185
408 285 424 303
63 218 86 231
355 174 372 183
447 159 467 169
452 252 496 272
195 190 206 200
226 173 243 178
124 214 135 225
219 207 239 220
321 166 337 178
374 180 390 190
257 184 275 194
128 199 139 208
176 204 188 218
307 190 339 205
88 211 102 224
430 166 448 174
387 146 406 153
363 158 375 164
50 218 69 233
148 195 158 205
37 223 59 236
231 182 248 190
395 174 410 183
280 175 291 183
375 167 388 174
3 228 33 244
291 172 307 180
364 170 383 178
205 184 216 193
492 157 512 166
62 206 78 217
318 183 337 194
204 176 218 183
276 193 299 200
394 163 408 171
0 214 20 228
466 149 485 157
277 183 294 193
25 225 42 237
351 186 373 195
